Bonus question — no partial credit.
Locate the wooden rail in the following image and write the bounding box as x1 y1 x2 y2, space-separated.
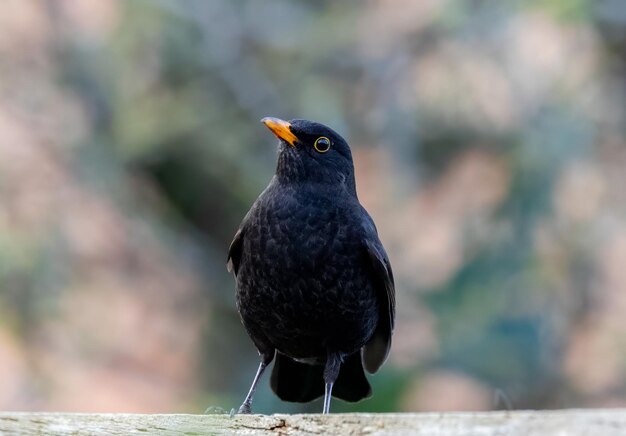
1 409 625 435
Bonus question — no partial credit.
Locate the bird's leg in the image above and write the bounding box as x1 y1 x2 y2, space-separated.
322 353 342 414
238 354 272 414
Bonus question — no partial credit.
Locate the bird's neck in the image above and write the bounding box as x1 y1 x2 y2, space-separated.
276 151 306 184
275 152 358 197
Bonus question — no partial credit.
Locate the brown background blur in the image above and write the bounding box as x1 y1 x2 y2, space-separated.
1 0 625 414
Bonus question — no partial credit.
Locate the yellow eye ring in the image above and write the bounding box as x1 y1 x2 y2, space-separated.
314 137 331 153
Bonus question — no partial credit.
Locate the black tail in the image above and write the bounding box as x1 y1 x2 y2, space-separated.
270 352 372 403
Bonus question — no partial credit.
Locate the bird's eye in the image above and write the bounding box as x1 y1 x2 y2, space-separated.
313 137 331 153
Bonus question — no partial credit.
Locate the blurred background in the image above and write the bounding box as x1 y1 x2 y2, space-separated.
1 0 626 414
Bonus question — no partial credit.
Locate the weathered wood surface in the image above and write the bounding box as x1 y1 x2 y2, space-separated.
1 410 625 435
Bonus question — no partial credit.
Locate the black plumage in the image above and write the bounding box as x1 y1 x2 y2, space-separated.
228 117 395 414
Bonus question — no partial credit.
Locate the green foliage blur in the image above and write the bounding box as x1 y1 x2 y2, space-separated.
0 0 625 413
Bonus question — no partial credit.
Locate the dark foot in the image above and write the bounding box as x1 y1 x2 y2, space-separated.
237 403 252 414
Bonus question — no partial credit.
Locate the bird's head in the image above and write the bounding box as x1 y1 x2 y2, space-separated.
261 117 356 194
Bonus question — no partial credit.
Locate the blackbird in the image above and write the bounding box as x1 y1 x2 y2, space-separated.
228 117 395 414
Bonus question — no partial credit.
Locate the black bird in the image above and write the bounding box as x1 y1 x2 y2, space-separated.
228 117 395 414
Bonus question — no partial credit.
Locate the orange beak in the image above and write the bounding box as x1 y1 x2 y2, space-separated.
261 117 298 146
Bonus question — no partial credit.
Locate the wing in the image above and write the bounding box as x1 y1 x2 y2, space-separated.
227 227 245 276
227 182 271 276
362 238 396 373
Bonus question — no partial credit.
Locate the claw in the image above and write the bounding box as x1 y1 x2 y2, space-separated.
237 404 252 415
